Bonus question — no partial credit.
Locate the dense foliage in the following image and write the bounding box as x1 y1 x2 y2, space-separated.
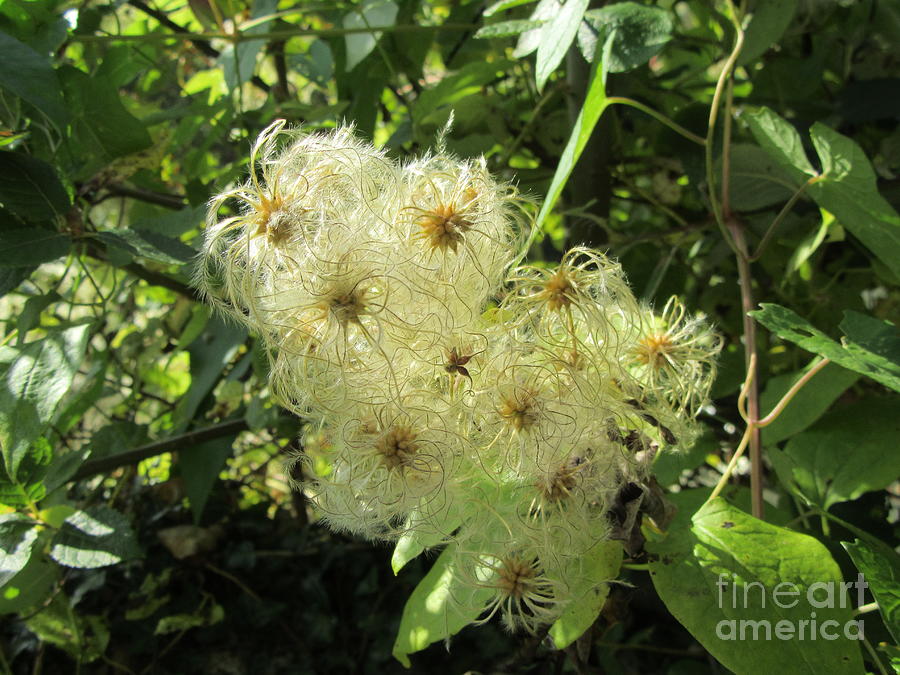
0 0 898 673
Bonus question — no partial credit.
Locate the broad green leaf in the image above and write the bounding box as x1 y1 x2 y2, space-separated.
0 555 56 614
58 65 152 178
179 437 235 524
744 107 817 183
807 123 900 278
759 362 859 446
474 19 544 39
219 0 278 89
0 323 91 477
513 0 561 58
484 0 538 16
0 228 71 267
751 304 900 392
577 2 673 72
535 0 588 91
343 1 399 71
0 31 68 128
16 291 61 346
0 513 40 587
0 438 51 507
769 396 900 510
172 316 245 431
392 543 493 667
840 311 900 376
25 592 109 663
49 505 142 569
0 152 70 222
787 208 833 275
132 205 205 237
392 506 464 575
0 266 32 299
526 31 615 255
95 229 195 265
738 0 798 65
842 538 900 643
548 540 622 649
413 60 512 127
722 143 796 212
648 497 864 674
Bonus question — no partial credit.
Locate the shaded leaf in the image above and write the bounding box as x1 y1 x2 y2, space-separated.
738 0 798 65
0 152 70 222
0 438 51 508
25 592 109 663
759 362 859 446
744 107 817 184
474 19 544 39
0 31 68 128
577 2 673 72
769 396 900 510
0 555 56 614
648 497 863 674
413 60 512 126
179 437 235 524
0 228 71 267
722 143 797 212
49 505 141 569
343 1 398 71
155 602 224 635
0 324 91 477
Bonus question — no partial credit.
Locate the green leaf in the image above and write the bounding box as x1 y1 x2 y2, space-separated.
484 0 538 17
769 396 900 510
0 31 68 128
722 143 797 212
535 0 588 91
0 152 71 222
25 592 109 663
343 1 399 71
474 19 544 39
0 438 51 508
392 506 464 575
413 60 512 127
95 229 195 265
512 0 561 59
577 2 673 72
548 540 622 649
0 555 56 614
16 291 61 346
392 543 493 667
0 513 40 587
0 228 71 267
155 601 224 635
219 0 278 89
0 323 91 478
807 123 900 279
58 65 152 177
842 538 900 643
750 304 900 393
49 505 141 569
529 31 615 248
744 107 817 184
172 316 245 431
738 0 798 65
179 437 235 524
759 362 859 446
648 497 864 674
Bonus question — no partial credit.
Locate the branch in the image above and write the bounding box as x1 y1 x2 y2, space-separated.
103 184 187 210
73 419 248 480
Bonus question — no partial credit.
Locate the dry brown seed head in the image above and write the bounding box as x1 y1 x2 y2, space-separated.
498 388 540 432
374 425 419 470
541 269 575 311
537 457 584 502
496 556 539 600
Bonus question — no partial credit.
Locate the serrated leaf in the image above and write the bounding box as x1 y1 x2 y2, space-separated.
648 497 864 674
49 505 141 569
0 152 70 222
769 396 900 510
0 31 68 128
751 304 900 392
577 2 673 72
535 0 588 91
474 19 544 39
759 362 859 446
343 1 398 71
392 542 493 667
0 324 91 478
842 538 900 643
548 540 622 649
0 513 39 587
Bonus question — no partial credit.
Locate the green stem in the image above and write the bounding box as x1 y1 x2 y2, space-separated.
862 635 889 675
605 97 706 146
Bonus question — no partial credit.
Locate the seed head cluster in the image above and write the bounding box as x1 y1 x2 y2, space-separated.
197 121 722 634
